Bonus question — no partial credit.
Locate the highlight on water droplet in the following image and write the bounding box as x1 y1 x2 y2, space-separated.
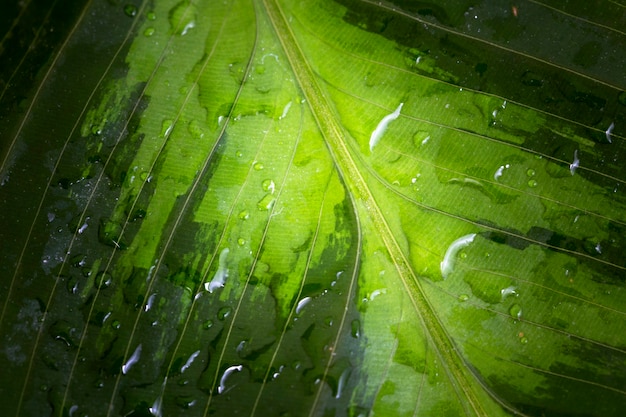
295 297 311 314
181 350 201 373
218 365 243 394
500 286 518 299
370 102 404 151
440 233 476 279
569 150 579 175
122 344 142 374
161 119 174 137
493 164 510 181
605 122 615 143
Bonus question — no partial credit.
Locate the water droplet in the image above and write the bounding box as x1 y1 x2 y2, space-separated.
257 194 275 211
203 320 213 329
217 306 232 320
236 150 243 158
217 365 243 394
440 233 476 279
144 27 155 37
160 119 174 137
351 319 361 338
526 169 536 177
122 344 142 374
238 210 250 220
253 161 264 170
124 4 138 17
458 294 469 301
605 122 615 143
205 248 229 293
493 164 510 181
237 238 246 246
295 297 311 314
261 179 275 193
187 120 204 139
147 11 156 20
569 150 580 175
96 271 112 289
520 336 528 344
527 179 538 188
169 1 197 36
509 304 522 319
500 286 517 299
175 396 197 409
111 320 121 329
180 350 201 373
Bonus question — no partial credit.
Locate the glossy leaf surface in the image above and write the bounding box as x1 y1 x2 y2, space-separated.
1 0 625 416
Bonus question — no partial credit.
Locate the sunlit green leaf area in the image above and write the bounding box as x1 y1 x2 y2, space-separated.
1 0 625 416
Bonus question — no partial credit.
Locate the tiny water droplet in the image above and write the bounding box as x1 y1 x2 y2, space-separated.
238 210 250 220
520 336 528 344
509 304 522 319
526 169 536 177
203 320 213 329
111 320 121 329
147 11 156 20
124 4 137 17
253 161 264 171
527 179 538 188
144 27 155 37
458 294 469 301
217 306 232 320
237 238 246 246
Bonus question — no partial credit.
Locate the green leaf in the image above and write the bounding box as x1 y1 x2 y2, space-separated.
1 0 625 416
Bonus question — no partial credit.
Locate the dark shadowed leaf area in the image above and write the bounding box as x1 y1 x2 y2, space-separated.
1 0 626 416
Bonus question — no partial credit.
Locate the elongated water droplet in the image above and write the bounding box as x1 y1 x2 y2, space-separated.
181 350 201 373
440 234 476 278
218 365 243 394
295 297 311 314
370 103 403 151
569 150 579 175
205 248 229 293
122 344 142 374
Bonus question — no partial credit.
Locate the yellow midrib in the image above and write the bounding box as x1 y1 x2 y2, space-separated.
261 0 492 415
